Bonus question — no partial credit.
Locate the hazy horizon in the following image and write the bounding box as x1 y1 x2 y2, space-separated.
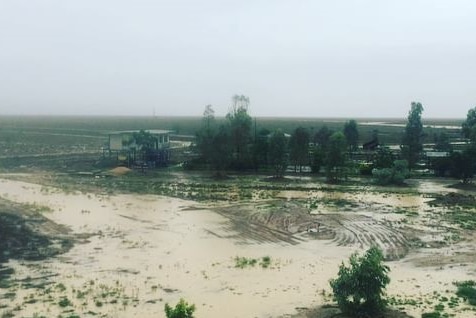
0 114 465 122
1 1 475 118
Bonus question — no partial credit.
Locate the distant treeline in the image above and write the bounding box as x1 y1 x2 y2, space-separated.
0 115 463 147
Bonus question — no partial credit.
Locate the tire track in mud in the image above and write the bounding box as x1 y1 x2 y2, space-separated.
320 214 410 260
212 203 411 259
213 208 306 245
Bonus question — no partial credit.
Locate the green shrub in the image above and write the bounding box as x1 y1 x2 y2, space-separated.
373 160 409 185
455 280 476 306
58 297 72 307
164 298 196 318
329 246 390 317
421 312 441 318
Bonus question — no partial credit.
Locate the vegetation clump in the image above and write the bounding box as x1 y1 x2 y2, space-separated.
373 160 409 185
234 256 272 269
330 246 390 317
164 298 196 318
455 280 476 306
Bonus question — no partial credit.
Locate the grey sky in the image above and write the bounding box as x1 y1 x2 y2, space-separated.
0 0 475 118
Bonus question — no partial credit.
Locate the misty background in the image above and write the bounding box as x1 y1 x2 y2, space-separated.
0 0 475 118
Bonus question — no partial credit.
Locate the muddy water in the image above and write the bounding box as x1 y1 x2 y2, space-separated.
0 179 355 317
1 178 475 318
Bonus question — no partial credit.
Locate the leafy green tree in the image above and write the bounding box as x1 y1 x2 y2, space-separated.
310 146 325 174
325 132 347 183
462 106 476 144
252 128 271 168
196 105 216 164
344 119 359 152
432 157 452 177
433 131 452 152
449 146 476 183
210 125 232 176
268 130 288 178
373 147 394 169
330 246 390 318
310 126 333 174
289 127 310 172
226 95 252 169
373 160 409 185
313 126 333 149
401 102 424 169
164 298 196 318
132 130 158 161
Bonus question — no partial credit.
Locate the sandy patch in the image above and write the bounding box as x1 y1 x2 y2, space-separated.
0 177 475 317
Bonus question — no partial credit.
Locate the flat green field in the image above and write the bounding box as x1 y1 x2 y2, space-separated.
0 115 464 157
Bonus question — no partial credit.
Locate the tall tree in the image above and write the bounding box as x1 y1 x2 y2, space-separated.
311 126 333 174
453 106 476 183
401 102 424 170
325 132 347 183
462 106 476 144
210 125 232 176
226 95 252 169
268 130 288 178
343 120 359 152
252 128 271 169
314 126 333 149
289 127 310 173
196 105 216 164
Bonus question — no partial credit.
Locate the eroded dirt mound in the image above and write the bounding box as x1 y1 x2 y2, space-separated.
0 199 73 264
109 166 132 176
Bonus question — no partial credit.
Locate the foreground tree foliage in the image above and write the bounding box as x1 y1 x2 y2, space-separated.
330 246 390 318
164 298 196 318
401 102 424 170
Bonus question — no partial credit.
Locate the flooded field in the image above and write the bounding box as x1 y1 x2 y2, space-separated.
1 174 476 318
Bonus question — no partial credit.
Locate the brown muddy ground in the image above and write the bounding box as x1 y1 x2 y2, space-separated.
0 175 476 318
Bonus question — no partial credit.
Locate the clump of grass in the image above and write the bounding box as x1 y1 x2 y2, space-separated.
455 280 476 305
234 256 272 269
58 297 72 307
234 256 256 268
260 256 271 268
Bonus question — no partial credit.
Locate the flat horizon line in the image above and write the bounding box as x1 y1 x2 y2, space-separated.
0 114 465 121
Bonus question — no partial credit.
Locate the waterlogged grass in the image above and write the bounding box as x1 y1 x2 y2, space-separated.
1 278 145 317
234 256 272 269
387 283 476 317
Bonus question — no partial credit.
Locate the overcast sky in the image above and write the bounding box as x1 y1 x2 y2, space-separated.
0 0 475 118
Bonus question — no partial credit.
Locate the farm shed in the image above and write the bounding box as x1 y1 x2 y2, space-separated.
106 130 171 167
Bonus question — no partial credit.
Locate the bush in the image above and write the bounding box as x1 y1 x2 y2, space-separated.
329 246 390 317
373 160 409 185
164 298 196 318
455 280 476 306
